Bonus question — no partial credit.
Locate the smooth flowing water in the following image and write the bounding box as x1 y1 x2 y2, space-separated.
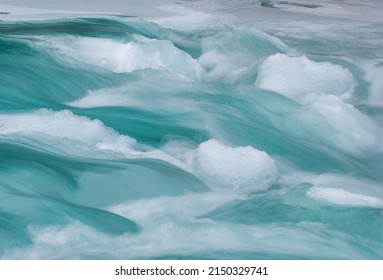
0 0 382 259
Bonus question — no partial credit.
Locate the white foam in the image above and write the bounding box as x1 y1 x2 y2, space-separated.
3 193 368 259
307 187 383 208
0 109 134 152
256 54 356 103
0 109 120 144
194 139 278 192
283 172 383 202
67 77 200 111
0 109 186 167
38 35 205 81
67 88 129 108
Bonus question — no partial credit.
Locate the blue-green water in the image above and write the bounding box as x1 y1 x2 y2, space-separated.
1 9 383 259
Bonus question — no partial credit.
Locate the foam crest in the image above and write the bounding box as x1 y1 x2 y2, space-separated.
67 87 132 108
0 109 134 149
307 187 383 208
256 54 356 103
194 139 278 192
67 75 200 110
283 172 383 201
40 35 205 81
0 109 184 166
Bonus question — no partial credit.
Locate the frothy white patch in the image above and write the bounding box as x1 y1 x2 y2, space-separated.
0 109 182 166
282 172 383 202
256 54 356 103
67 77 200 111
2 192 370 260
307 187 383 208
0 108 135 147
38 35 205 81
67 87 129 108
194 139 278 192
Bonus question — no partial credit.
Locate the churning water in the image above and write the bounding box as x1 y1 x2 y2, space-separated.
0 0 383 259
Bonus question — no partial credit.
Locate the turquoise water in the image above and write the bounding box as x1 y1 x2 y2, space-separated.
1 12 383 259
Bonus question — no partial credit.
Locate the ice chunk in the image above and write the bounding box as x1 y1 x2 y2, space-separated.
256 53 356 103
194 139 277 192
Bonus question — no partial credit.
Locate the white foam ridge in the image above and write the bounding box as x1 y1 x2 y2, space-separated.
193 139 278 192
307 187 383 208
256 53 356 103
38 35 205 81
67 77 200 111
0 109 183 165
0 109 133 150
67 87 130 108
282 172 383 201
